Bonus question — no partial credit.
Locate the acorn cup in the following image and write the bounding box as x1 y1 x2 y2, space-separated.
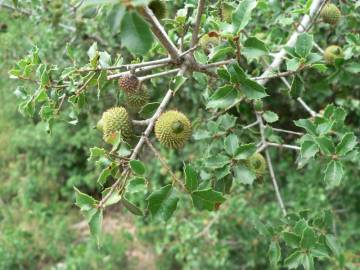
101 107 134 144
155 110 192 149
321 4 341 25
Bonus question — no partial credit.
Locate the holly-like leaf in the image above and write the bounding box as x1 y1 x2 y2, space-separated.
97 167 111 187
233 164 256 185
290 75 304 98
130 160 146 175
241 78 268 100
325 235 341 256
295 33 313 58
315 136 335 155
336 132 357 156
283 231 301 247
224 134 239 156
207 85 242 109
263 111 279 123
204 155 231 169
122 197 143 216
88 209 103 247
294 119 317 136
74 187 98 211
284 250 305 269
234 143 257 160
232 0 257 34
324 160 344 187
184 164 199 192
300 227 316 249
268 241 281 266
140 102 159 119
300 140 319 160
191 189 226 211
242 37 268 60
120 11 154 55
303 254 315 270
147 185 178 221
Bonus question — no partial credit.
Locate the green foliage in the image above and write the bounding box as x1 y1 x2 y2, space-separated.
1 0 360 269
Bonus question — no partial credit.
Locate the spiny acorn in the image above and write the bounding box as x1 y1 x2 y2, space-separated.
126 89 150 111
155 110 192 149
149 0 167 19
102 107 133 144
118 75 140 93
247 153 267 177
321 4 341 25
323 45 343 65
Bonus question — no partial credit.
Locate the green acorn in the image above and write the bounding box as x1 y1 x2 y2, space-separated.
321 4 341 25
96 118 104 132
149 0 167 19
126 89 150 111
118 75 140 93
247 153 267 177
101 107 133 144
323 45 343 65
199 33 220 51
222 2 235 23
155 110 192 149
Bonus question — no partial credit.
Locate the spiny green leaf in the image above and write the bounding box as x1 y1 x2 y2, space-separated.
191 189 225 211
147 185 179 221
184 164 199 192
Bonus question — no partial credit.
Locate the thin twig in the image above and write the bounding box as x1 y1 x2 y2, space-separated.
257 113 287 216
313 41 325 54
142 6 181 60
271 127 304 136
252 68 306 81
242 120 259 129
266 142 301 151
132 119 151 126
76 73 96 95
190 0 206 49
144 137 186 190
139 68 180 82
78 58 172 73
106 63 168 80
199 59 235 69
297 97 318 117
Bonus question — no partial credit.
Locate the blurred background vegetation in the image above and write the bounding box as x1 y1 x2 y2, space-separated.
0 0 360 269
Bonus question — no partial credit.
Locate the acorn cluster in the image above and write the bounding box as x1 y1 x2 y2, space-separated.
319 4 343 66
96 74 192 149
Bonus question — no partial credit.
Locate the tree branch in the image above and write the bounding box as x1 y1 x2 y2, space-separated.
266 142 301 151
190 0 206 49
79 57 172 73
257 113 287 216
256 0 326 85
106 63 168 80
139 68 181 82
142 6 181 60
